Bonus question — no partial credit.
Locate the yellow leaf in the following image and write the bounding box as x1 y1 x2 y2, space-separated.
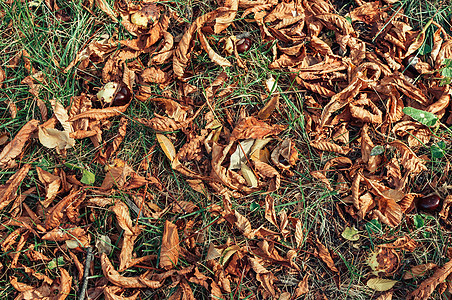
367 278 397 291
156 134 176 162
241 163 258 188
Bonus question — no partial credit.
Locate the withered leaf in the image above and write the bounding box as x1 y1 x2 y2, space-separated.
198 30 232 69
315 239 339 273
156 133 176 162
0 120 39 168
104 286 140 300
231 117 286 140
101 253 152 288
404 263 437 280
159 220 180 270
0 164 31 212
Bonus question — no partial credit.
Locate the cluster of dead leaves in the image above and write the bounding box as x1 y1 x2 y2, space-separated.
2 0 452 298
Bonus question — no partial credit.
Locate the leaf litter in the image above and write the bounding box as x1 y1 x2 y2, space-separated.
2 0 452 298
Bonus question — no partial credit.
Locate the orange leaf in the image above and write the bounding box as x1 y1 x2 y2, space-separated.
159 220 180 269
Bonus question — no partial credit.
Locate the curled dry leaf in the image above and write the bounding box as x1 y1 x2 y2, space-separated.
101 253 154 288
258 94 279 120
68 103 130 122
198 30 232 69
231 117 286 140
0 164 31 212
0 120 39 168
173 8 228 78
45 190 85 229
159 220 180 270
367 247 400 277
56 268 72 300
294 274 309 297
295 219 303 248
315 239 339 273
38 127 75 150
214 0 238 33
403 263 437 280
264 195 278 227
0 66 5 88
234 210 254 239
407 260 452 299
42 227 86 242
271 138 298 170
104 286 140 300
36 167 61 207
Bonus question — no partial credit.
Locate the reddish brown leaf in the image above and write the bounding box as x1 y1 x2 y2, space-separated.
159 220 180 270
0 120 39 168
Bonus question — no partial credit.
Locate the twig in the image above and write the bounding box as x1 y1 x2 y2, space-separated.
77 247 93 300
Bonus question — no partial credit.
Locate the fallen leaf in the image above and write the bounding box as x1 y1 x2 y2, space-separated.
231 117 286 140
315 239 339 273
342 227 360 241
407 259 452 299
159 220 180 269
0 120 39 168
367 278 397 291
404 263 437 280
156 133 176 162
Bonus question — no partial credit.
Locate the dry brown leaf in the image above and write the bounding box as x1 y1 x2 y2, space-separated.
389 141 427 176
379 236 417 252
141 67 170 84
36 167 61 207
294 274 309 297
0 132 8 145
404 263 437 280
104 286 140 300
310 140 350 155
45 190 85 230
42 227 86 242
264 195 278 227
97 117 128 164
407 260 452 299
310 170 332 191
101 253 149 288
0 120 39 168
68 103 129 122
315 239 339 273
230 117 286 140
100 159 135 190
198 30 232 69
295 219 303 248
111 201 141 271
349 1 381 25
234 210 254 239
159 220 180 270
10 277 34 292
214 0 238 33
254 160 280 192
315 14 355 36
367 247 400 277
258 94 279 120
0 67 5 89
0 164 31 212
96 0 119 23
55 268 72 300
375 291 393 300
173 8 228 77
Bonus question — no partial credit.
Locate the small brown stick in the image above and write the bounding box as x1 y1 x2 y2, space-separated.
77 247 93 300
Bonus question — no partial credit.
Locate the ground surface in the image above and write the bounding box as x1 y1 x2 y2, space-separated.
1 0 452 299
